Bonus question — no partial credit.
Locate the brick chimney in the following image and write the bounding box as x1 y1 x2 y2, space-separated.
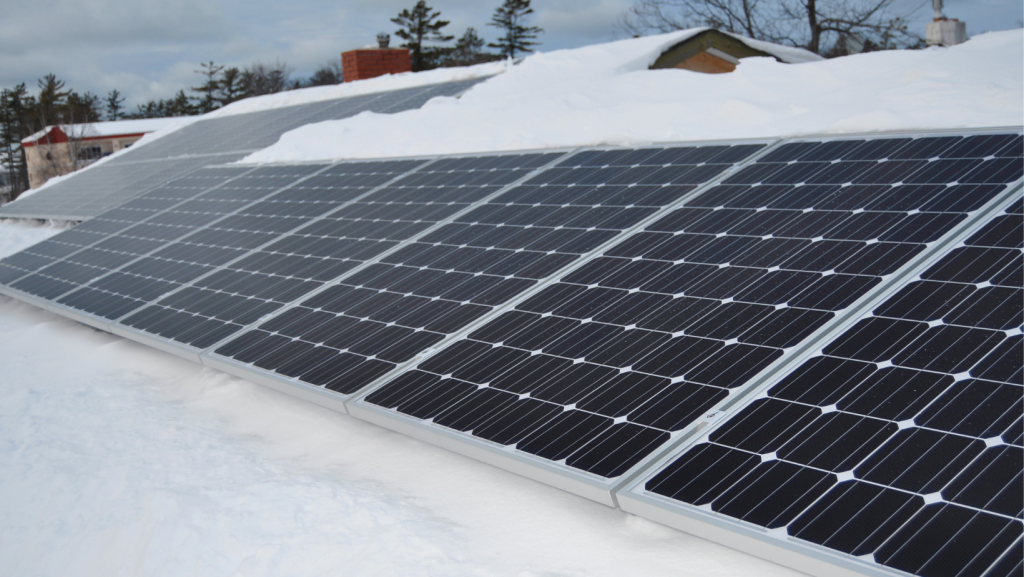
341 33 412 82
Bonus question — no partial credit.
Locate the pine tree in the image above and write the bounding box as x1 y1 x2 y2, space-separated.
306 61 344 86
391 1 454 71
35 74 70 125
66 92 101 123
167 90 197 116
0 85 31 201
105 90 125 120
443 28 500 67
192 61 224 113
488 0 544 59
218 67 246 105
239 61 292 96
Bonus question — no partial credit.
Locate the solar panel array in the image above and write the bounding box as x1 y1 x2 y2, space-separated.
0 129 1021 577
0 78 485 221
357 133 1023 481
209 151 579 393
0 167 251 294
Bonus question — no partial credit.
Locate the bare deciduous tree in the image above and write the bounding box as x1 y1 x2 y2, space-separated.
240 61 294 96
305 60 344 86
617 0 924 55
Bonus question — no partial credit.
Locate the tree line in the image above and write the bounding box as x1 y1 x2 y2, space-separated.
394 0 543 71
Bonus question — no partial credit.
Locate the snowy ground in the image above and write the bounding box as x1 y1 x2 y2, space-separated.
0 219 801 576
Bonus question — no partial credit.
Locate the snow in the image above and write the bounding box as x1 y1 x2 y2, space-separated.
724 32 823 64
0 219 67 253
0 219 801 576
21 118 181 144
240 28 1023 165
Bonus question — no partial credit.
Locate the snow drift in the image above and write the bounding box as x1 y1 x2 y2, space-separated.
241 28 1024 164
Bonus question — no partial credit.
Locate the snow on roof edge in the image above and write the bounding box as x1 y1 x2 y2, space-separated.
205 62 510 119
721 31 824 64
21 118 180 144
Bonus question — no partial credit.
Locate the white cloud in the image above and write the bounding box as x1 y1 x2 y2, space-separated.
0 0 229 53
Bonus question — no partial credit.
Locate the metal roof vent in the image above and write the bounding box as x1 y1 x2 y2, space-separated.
377 33 390 49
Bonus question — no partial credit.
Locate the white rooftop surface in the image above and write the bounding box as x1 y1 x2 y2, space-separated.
241 28 1023 164
0 220 801 577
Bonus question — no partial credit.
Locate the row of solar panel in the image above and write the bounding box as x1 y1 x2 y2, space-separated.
0 129 1020 577
0 78 487 221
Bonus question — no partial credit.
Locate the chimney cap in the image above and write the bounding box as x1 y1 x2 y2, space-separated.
377 33 390 49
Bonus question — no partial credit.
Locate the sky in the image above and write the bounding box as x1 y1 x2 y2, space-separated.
1 0 1021 111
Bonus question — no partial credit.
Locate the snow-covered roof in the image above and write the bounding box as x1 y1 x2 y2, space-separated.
720 30 824 63
239 28 1023 165
653 27 824 65
21 117 178 144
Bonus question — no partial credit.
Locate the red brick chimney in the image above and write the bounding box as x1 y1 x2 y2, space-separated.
342 33 412 82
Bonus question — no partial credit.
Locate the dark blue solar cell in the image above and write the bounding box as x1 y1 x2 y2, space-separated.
643 186 1023 577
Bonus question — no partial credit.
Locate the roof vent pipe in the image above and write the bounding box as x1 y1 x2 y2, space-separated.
926 0 967 46
377 33 390 49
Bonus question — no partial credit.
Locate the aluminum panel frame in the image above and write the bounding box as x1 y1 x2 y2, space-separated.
201 353 351 415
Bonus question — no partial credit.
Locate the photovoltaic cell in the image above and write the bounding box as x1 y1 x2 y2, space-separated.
360 132 1023 480
0 167 251 291
210 151 572 393
111 156 509 349
0 78 486 221
48 160 422 349
643 195 1022 577
0 154 246 221
6 166 316 309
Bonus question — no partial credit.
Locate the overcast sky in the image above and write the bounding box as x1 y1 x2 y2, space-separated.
2 0 1021 110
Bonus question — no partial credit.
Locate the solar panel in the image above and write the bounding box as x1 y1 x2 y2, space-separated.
204 150 580 392
619 193 1022 575
0 167 252 304
114 154 538 357
349 131 1023 504
14 161 427 349
0 154 247 221
124 79 482 163
0 78 487 221
205 143 765 401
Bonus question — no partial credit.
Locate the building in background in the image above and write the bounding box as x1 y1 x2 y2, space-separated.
21 118 176 189
650 29 822 74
